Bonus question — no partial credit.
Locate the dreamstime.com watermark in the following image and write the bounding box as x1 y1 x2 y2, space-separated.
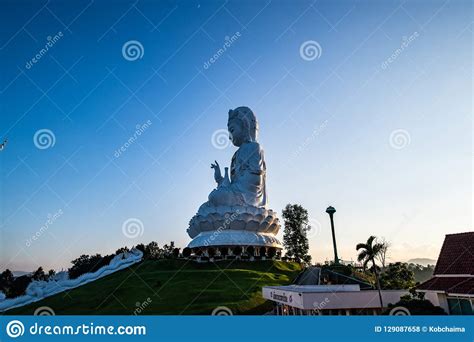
305 218 322 238
133 297 152 315
25 31 64 70
211 306 233 315
5 320 146 338
33 129 56 149
122 40 144 61
122 218 144 239
288 120 328 165
313 297 330 311
34 306 56 316
26 209 63 247
211 128 232 149
389 129 411 150
203 32 241 70
381 31 419 70
114 120 152 158
299 40 322 61
203 211 240 247
389 306 411 315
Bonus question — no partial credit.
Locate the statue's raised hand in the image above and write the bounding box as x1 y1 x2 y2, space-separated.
211 160 223 185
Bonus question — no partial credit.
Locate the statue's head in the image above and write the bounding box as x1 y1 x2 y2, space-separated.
227 106 258 146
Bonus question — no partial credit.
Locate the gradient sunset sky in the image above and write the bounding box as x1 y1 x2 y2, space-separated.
0 0 472 271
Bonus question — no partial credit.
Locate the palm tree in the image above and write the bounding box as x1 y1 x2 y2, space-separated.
356 236 384 309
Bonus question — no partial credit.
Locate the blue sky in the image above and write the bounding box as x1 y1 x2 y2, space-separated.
0 0 472 271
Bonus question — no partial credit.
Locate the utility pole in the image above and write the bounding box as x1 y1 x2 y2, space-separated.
326 206 339 264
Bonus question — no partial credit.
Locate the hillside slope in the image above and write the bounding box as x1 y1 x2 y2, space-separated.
6 260 302 315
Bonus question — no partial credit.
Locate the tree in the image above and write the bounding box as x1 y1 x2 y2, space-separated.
172 248 180 258
32 267 47 281
162 241 176 259
47 269 56 279
375 237 390 268
0 269 14 297
0 269 14 284
135 243 146 256
356 236 384 308
68 253 114 279
408 263 434 283
115 247 129 255
145 241 162 259
8 276 31 298
282 204 311 263
135 243 148 259
302 254 312 264
380 262 416 290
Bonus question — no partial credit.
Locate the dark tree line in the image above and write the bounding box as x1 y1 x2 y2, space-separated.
135 241 180 260
0 267 56 299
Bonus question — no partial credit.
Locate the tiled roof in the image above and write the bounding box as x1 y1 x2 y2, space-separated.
417 276 474 295
433 232 474 275
417 232 474 295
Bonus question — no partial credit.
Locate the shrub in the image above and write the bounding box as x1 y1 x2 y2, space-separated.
233 246 243 256
182 247 191 258
207 248 216 258
246 246 255 256
219 247 229 257
384 289 445 315
68 254 114 279
135 243 146 256
115 247 130 255
267 247 277 258
385 298 446 315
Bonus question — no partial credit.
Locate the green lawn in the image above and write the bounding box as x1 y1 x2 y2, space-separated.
6 259 302 315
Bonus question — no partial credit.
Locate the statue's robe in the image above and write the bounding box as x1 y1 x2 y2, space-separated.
230 142 267 208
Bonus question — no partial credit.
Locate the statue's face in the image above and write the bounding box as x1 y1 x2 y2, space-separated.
228 119 245 146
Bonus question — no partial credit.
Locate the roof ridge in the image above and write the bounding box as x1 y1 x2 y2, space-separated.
445 231 474 236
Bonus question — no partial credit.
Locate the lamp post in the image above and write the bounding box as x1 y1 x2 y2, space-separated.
326 206 339 264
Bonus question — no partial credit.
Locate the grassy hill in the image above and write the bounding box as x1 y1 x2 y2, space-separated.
6 259 302 315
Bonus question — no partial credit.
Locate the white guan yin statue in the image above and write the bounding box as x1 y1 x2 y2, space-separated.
187 106 282 251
